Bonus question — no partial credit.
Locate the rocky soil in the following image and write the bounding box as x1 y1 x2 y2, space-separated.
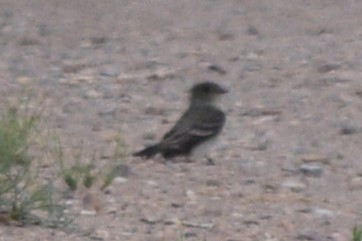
0 0 362 240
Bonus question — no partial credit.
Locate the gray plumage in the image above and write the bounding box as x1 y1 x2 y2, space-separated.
133 82 227 159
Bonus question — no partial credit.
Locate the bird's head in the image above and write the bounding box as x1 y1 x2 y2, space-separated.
190 82 228 105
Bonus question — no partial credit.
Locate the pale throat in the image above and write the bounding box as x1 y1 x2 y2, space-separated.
190 95 222 107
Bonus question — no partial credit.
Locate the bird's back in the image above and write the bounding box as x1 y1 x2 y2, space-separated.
160 105 225 158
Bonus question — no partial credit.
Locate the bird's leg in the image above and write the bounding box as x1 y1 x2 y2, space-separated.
205 155 215 165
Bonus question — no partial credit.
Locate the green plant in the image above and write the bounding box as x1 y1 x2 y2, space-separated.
57 133 126 192
0 90 127 229
101 134 126 191
353 226 362 241
0 100 68 227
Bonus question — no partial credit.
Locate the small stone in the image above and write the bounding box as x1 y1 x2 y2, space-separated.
328 232 346 241
312 208 335 218
299 164 323 177
216 31 234 41
206 63 227 75
145 180 159 187
300 154 329 164
98 107 116 117
17 76 32 85
18 36 40 46
170 202 183 208
296 230 322 240
241 108 281 118
242 178 256 185
99 129 118 142
231 212 244 218
243 219 259 226
319 77 350 86
348 176 362 190
206 179 221 187
247 26 259 36
100 65 119 77
186 190 197 203
115 164 131 177
84 89 103 99
317 63 340 73
340 123 358 135
62 99 82 114
181 220 214 229
263 183 278 192
184 232 198 238
355 90 362 98
144 106 165 115
93 229 110 240
38 24 51 36
80 210 97 216
142 132 156 140
114 177 128 183
241 134 269 151
140 216 159 225
63 62 88 73
281 165 298 173
163 219 176 225
90 36 107 45
282 180 306 192
146 67 177 81
82 192 102 213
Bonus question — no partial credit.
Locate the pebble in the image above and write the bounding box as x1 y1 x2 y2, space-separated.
140 216 160 225
90 36 107 45
282 180 306 192
242 178 256 185
92 229 110 240
80 209 97 216
348 176 362 190
145 180 159 187
63 62 88 74
142 132 156 140
183 232 198 238
100 65 119 77
247 25 259 36
115 164 131 177
99 129 118 142
296 230 322 240
186 190 197 203
84 89 103 99
206 179 221 187
299 164 323 177
339 123 359 135
300 154 329 164
241 136 268 151
16 76 32 85
317 63 340 73
312 208 335 218
114 177 128 183
281 165 299 173
206 63 227 75
82 192 102 212
144 106 165 115
18 36 40 46
98 107 116 117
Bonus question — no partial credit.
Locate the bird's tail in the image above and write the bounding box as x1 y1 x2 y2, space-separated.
133 144 160 159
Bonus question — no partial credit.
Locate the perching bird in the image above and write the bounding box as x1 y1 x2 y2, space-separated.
133 82 228 162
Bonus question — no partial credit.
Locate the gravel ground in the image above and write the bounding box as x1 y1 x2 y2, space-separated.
0 0 362 240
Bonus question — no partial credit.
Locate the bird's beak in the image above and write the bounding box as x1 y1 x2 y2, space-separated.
219 87 229 94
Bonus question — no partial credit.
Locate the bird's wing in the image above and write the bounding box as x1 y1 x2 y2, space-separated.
161 106 225 150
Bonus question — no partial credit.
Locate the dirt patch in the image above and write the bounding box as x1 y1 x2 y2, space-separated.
0 0 362 240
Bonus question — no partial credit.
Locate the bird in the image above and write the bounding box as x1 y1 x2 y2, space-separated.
133 82 228 163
